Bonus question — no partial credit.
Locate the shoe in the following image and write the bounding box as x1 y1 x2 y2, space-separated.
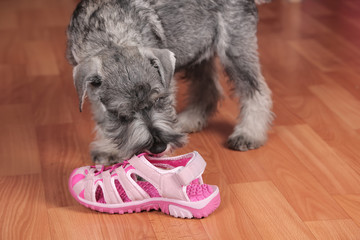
69 151 220 218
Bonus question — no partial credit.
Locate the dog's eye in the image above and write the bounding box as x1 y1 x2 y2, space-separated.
89 75 102 87
119 115 128 122
155 96 165 103
119 115 134 123
154 96 166 108
108 110 133 124
107 109 118 117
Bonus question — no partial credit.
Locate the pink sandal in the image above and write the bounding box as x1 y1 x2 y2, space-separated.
69 151 220 218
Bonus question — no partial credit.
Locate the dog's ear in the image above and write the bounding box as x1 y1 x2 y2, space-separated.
139 48 176 87
73 57 102 112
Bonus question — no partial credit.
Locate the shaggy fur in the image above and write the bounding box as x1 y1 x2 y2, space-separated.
66 0 273 164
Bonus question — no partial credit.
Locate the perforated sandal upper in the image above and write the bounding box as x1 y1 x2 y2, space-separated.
69 151 209 204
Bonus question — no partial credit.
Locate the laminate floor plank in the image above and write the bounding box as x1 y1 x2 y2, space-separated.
306 219 360 240
0 175 51 240
333 195 360 227
276 125 360 195
231 181 316 240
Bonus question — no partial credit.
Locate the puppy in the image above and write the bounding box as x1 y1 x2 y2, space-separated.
66 0 273 164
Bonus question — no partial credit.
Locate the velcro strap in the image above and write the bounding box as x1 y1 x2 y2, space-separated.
176 152 206 186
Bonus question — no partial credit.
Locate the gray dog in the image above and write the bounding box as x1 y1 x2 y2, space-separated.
66 0 273 164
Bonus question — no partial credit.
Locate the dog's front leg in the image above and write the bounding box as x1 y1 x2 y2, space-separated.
217 17 273 151
90 126 122 165
177 57 223 133
226 73 273 151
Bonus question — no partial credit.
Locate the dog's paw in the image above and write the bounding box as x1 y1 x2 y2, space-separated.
227 134 265 151
177 109 207 133
91 151 121 165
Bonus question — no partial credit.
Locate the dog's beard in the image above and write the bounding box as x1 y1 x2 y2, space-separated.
104 117 186 157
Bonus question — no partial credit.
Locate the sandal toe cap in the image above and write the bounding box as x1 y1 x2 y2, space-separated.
69 166 91 196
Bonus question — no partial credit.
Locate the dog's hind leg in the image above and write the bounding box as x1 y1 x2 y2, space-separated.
217 11 273 151
177 57 223 133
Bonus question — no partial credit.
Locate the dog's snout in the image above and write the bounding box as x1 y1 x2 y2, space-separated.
149 140 167 154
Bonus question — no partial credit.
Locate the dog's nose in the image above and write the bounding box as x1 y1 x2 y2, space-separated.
149 141 167 154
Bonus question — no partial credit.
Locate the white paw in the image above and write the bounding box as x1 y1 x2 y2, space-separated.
177 109 207 133
91 151 121 165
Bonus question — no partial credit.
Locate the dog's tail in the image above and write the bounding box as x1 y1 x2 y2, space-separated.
255 0 271 4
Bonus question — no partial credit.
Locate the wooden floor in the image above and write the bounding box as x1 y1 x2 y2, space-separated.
1 0 360 239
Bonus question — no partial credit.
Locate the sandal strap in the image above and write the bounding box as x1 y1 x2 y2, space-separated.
130 155 185 200
175 152 206 186
129 155 162 188
128 152 206 200
101 171 121 204
84 177 93 201
114 166 148 201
